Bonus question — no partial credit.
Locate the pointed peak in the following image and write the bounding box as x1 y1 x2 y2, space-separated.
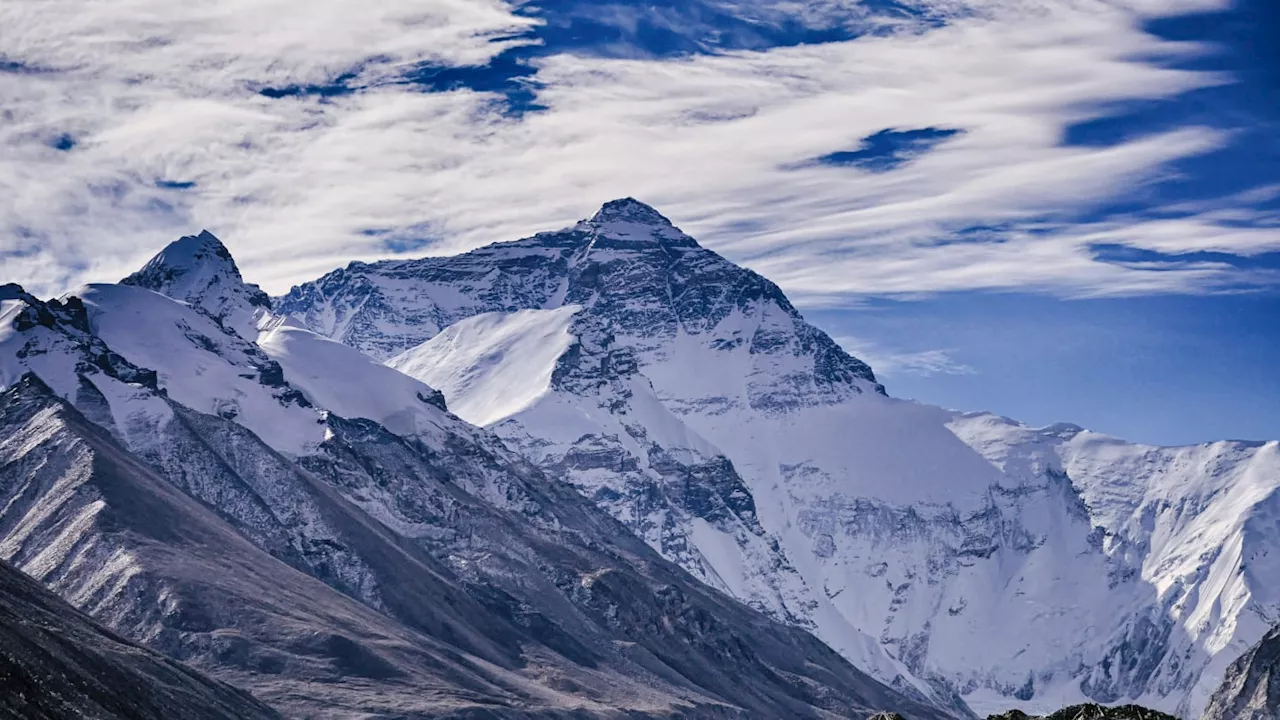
122 231 270 339
582 198 699 248
0 283 28 302
591 198 673 226
126 230 238 286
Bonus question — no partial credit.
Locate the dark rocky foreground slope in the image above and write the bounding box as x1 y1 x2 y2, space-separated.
1203 625 1280 720
986 705 1177 720
0 554 279 720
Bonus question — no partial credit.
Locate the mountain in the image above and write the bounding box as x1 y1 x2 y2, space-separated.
278 198 1280 718
121 230 271 340
0 373 586 719
1203 624 1280 720
0 237 950 718
0 549 279 720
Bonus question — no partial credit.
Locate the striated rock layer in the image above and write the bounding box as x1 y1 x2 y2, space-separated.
1203 625 1280 720
0 550 279 720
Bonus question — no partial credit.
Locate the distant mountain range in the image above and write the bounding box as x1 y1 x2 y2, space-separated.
0 199 1277 718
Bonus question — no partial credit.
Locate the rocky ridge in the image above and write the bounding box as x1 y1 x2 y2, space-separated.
1202 625 1280 720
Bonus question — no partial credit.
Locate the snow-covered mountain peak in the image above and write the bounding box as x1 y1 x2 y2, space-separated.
123 230 241 290
578 197 700 249
590 197 673 226
122 230 270 339
275 201 1280 716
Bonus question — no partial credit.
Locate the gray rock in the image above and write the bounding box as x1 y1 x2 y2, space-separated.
1203 626 1280 720
0 528 279 720
985 704 1177 720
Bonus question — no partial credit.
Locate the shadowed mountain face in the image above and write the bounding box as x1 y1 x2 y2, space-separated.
0 376 582 719
0 229 956 717
1203 625 1280 720
0 551 280 720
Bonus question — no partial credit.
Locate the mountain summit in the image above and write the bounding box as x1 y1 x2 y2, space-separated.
590 197 673 225
580 197 700 247
122 230 270 338
517 197 702 252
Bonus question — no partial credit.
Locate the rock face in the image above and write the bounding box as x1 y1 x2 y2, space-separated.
0 376 577 719
986 704 1177 720
0 552 280 720
0 231 953 718
1203 625 1280 720
278 199 1280 718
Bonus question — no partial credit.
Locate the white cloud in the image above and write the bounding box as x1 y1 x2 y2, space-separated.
836 336 976 377
0 0 1275 301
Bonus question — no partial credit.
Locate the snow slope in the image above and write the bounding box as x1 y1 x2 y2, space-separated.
951 413 1280 715
258 318 449 438
389 305 579 427
279 198 1280 718
76 283 325 456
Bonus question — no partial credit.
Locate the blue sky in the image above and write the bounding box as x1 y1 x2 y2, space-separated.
1 0 1277 445
817 291 1280 446
830 0 1280 445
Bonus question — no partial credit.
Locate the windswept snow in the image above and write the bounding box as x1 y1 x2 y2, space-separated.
76 283 326 456
389 305 580 427
258 319 450 439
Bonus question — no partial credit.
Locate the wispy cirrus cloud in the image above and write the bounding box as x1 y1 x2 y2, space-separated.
836 336 976 377
0 0 1275 302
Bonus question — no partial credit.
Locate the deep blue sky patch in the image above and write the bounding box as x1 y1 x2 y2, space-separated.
815 128 962 172
251 0 937 116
